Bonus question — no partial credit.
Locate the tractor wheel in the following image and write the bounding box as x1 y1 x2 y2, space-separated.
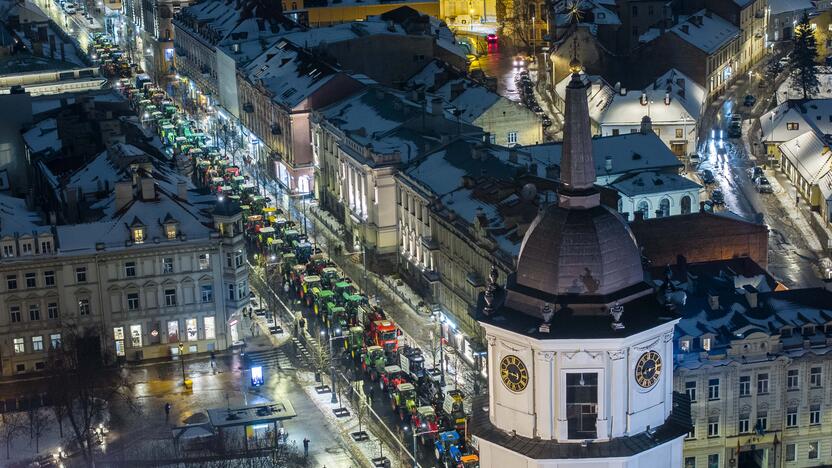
379 380 385 391
434 448 441 461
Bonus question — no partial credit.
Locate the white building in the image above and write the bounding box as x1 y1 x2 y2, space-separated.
471 68 689 467
599 69 704 159
611 171 702 220
0 143 249 374
553 71 615 135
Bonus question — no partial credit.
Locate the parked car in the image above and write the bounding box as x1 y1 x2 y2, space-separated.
700 169 716 185
65 5 76 13
486 33 498 44
711 189 726 205
688 153 701 165
743 95 756 107
748 166 764 181
728 122 742 138
756 176 773 193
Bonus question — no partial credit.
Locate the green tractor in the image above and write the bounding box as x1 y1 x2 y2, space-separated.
326 302 348 330
301 275 321 307
321 267 340 289
361 345 386 381
334 281 355 305
280 252 297 277
344 325 364 361
312 288 335 317
391 382 418 421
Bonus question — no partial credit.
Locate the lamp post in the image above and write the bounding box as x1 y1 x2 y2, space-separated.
321 328 343 404
407 424 438 468
438 316 446 387
178 342 186 384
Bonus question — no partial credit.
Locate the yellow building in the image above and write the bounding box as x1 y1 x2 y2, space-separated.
283 0 439 27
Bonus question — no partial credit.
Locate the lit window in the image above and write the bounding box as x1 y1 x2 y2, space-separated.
31 336 43 352
165 223 177 239
680 339 690 352
204 316 216 340
786 122 799 130
133 227 145 244
163 257 174 274
50 333 61 349
702 337 711 351
675 128 683 138
130 324 142 347
186 318 198 341
13 337 24 354
78 298 90 315
199 253 210 270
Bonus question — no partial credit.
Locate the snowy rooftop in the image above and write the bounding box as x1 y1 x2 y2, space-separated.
554 72 614 124
523 132 682 181
0 193 50 238
669 10 739 54
600 69 705 125
553 0 621 27
776 69 832 104
177 0 295 49
777 130 832 184
768 0 815 16
21 118 61 155
760 99 832 142
610 171 701 197
407 60 504 122
216 17 300 67
245 39 338 108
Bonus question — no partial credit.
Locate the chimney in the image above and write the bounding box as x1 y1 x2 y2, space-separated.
604 155 613 171
744 285 758 309
430 97 443 116
640 91 647 106
634 210 644 222
664 92 671 105
681 24 689 34
177 181 188 200
140 177 155 201
115 181 133 212
640 115 653 134
620 87 627 96
699 201 706 212
707 291 719 310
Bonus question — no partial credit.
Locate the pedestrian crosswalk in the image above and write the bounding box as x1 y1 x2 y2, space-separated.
244 348 295 370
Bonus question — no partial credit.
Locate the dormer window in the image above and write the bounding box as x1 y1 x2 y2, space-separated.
680 339 691 352
804 325 816 336
163 214 178 240
21 242 33 255
781 326 792 337
133 227 146 244
702 337 712 351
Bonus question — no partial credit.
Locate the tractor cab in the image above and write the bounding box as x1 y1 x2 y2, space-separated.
370 319 399 353
294 240 313 263
412 406 439 444
434 431 462 467
391 382 418 420
442 389 468 432
334 281 355 304
380 365 406 391
313 288 335 316
460 454 480 467
398 345 426 381
326 302 348 330
345 326 364 360
301 275 321 306
307 254 328 274
321 267 340 288
362 345 386 380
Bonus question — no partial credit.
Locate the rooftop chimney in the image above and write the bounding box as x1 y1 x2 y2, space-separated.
640 115 653 134
664 92 671 105
115 181 133 212
140 177 155 201
604 155 613 172
707 291 719 311
743 285 758 309
430 97 444 116
640 91 647 105
177 181 188 200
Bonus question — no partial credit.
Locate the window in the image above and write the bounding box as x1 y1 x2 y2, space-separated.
685 381 697 401
6 275 16 290
507 131 518 145
165 223 177 239
811 366 823 386
164 289 177 307
237 280 247 300
41 240 51 253
78 298 90 316
43 270 54 286
786 122 799 130
132 227 145 244
163 257 174 274
675 128 683 139
227 283 235 301
201 284 213 303
739 415 750 433
702 337 712 351
707 417 719 437
612 128 620 136
13 337 24 354
75 267 87 283
787 369 799 389
204 316 216 340
786 407 798 427
686 423 695 439
28 304 40 321
32 336 43 352
708 378 720 400
707 454 718 468
756 411 767 432
168 320 180 342
739 375 750 396
226 252 233 268
198 253 210 270
186 318 198 341
234 251 243 268
631 5 638 16
9 305 20 323
648 5 654 15
810 404 821 425
47 303 58 320
566 372 598 439
21 242 32 254
658 198 670 217
2 244 14 257
757 373 769 394
50 333 61 349
637 200 650 219
25 272 36 288
125 262 136 277
684 457 695 468
680 339 690 352
130 324 142 347
785 443 795 461
808 441 819 459
127 293 140 310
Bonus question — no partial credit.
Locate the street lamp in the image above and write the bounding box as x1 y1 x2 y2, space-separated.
438 316 446 387
406 423 438 468
321 328 344 404
177 342 186 384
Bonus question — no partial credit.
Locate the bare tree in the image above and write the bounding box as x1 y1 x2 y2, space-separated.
45 325 139 466
27 406 51 454
0 412 27 459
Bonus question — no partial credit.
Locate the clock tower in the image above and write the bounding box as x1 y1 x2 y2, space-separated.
470 60 691 467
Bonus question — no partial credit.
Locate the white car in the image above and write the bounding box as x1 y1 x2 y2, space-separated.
65 6 76 13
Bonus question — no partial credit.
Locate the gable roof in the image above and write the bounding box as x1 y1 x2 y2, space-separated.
669 10 739 54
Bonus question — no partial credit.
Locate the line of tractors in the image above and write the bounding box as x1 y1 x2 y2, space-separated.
260 220 479 468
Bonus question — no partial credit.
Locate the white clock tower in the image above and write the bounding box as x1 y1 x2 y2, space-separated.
470 59 691 468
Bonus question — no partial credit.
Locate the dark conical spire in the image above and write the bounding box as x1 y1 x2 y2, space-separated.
558 59 599 209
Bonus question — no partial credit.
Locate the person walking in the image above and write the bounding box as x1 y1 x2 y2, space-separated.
303 437 310 458
368 387 375 406
164 402 171 422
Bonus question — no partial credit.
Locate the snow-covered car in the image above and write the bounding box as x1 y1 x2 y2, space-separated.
755 176 773 193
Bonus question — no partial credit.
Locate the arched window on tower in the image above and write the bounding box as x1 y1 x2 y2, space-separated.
681 195 692 215
659 198 670 217
637 200 650 219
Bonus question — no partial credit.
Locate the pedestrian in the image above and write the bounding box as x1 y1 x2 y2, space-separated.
303 437 310 458
368 387 375 405
164 402 171 422
796 194 801 206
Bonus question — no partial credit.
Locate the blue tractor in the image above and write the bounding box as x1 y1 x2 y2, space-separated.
434 430 463 467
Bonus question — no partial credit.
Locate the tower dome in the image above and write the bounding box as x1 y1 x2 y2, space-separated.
505 70 645 316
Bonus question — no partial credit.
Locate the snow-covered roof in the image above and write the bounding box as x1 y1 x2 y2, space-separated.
609 171 701 197
245 39 339 108
776 69 832 104
600 69 704 126
769 0 815 15
669 10 739 54
21 117 61 155
0 193 50 237
216 16 299 67
177 0 295 52
554 71 614 124
760 99 832 142
777 130 832 184
553 0 621 27
407 60 502 122
523 132 682 181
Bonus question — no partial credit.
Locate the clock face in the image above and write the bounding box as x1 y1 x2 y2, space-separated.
500 355 529 392
635 351 662 389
